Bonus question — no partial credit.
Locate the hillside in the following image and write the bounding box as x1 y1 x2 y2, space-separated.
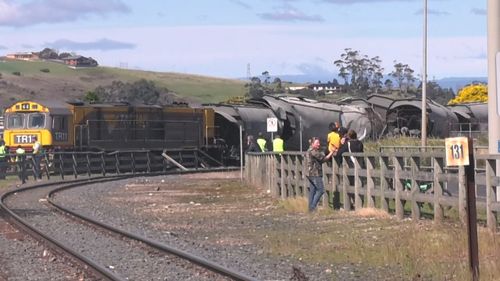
0 60 247 107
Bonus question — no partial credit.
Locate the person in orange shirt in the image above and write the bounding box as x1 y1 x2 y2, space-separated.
327 122 341 154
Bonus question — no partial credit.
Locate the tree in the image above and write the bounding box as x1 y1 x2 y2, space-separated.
390 61 415 94
368 56 384 93
448 83 487 105
90 79 174 104
384 79 393 92
390 61 406 92
38 48 58 59
58 52 71 59
245 77 265 98
416 81 455 105
83 91 100 103
261 71 270 85
272 77 282 92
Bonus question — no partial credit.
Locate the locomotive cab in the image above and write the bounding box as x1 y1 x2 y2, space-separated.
3 101 73 151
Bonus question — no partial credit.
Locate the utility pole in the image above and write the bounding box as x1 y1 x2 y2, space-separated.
421 0 428 146
488 0 500 202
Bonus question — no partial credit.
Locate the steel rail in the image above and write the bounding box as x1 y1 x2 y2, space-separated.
1 167 256 281
0 176 129 281
47 171 259 281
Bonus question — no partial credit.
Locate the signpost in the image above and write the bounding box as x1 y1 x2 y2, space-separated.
267 117 278 141
445 137 479 281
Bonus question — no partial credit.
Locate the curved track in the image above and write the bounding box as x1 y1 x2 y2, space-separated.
0 170 258 281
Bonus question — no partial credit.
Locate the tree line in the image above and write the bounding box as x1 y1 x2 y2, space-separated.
246 48 456 105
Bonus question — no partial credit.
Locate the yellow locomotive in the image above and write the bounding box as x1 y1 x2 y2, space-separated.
3 100 215 152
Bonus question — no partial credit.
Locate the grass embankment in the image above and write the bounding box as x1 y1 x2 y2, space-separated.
265 198 500 281
0 60 247 103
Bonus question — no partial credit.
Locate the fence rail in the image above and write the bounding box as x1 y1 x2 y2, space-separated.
0 149 213 182
245 150 499 232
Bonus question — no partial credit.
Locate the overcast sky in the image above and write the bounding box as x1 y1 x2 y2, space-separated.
0 0 487 79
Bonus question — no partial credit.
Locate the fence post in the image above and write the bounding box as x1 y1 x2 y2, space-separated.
342 158 351 211
43 153 50 180
458 166 467 225
86 152 91 177
380 156 389 212
58 153 64 180
302 154 308 198
394 156 404 220
366 156 375 208
100 153 106 176
332 159 341 209
485 159 498 232
115 153 121 174
293 155 301 197
433 156 444 223
354 156 362 210
280 154 285 199
410 156 421 220
146 151 151 173
71 153 78 179
131 152 136 175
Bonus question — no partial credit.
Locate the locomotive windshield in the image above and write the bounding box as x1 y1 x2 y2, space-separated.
6 113 48 129
7 114 24 129
28 113 46 128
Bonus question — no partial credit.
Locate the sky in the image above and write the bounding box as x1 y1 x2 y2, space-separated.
0 0 488 80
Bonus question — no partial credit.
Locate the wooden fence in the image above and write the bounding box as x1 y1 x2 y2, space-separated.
245 151 500 232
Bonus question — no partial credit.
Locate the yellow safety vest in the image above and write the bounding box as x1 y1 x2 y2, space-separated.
257 138 267 152
273 138 284 152
0 145 6 159
16 148 25 162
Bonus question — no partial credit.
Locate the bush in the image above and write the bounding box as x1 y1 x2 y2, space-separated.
40 68 50 73
448 84 487 105
12 71 21 76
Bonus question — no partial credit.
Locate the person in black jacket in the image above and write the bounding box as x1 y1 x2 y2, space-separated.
336 129 364 208
246 135 260 153
335 129 364 167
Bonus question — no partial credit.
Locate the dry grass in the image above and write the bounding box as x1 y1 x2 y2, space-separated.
256 197 500 280
353 207 391 219
277 197 309 213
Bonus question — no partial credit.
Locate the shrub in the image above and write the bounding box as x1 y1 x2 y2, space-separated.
12 71 21 76
448 84 487 105
40 68 50 73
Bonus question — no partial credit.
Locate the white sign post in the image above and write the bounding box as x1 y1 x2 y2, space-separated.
267 118 278 133
267 117 278 141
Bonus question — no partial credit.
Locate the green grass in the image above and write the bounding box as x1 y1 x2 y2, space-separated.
0 60 247 103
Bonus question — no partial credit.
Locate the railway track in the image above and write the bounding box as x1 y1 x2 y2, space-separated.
0 170 258 281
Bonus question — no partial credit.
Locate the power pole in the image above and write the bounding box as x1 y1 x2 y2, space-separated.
246 63 252 80
487 0 500 202
421 0 428 147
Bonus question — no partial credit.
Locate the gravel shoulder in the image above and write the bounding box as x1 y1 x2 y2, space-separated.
53 172 410 281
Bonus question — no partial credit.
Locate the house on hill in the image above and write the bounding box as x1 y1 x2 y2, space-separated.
62 55 98 68
6 52 39 61
307 82 341 95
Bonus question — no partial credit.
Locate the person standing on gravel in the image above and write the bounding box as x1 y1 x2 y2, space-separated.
0 140 7 180
307 137 334 212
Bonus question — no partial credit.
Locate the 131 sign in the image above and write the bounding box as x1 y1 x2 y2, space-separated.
445 137 470 166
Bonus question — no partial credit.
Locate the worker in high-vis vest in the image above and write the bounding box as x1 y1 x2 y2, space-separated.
273 135 284 153
256 132 267 152
15 145 26 184
0 140 6 180
32 141 42 180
